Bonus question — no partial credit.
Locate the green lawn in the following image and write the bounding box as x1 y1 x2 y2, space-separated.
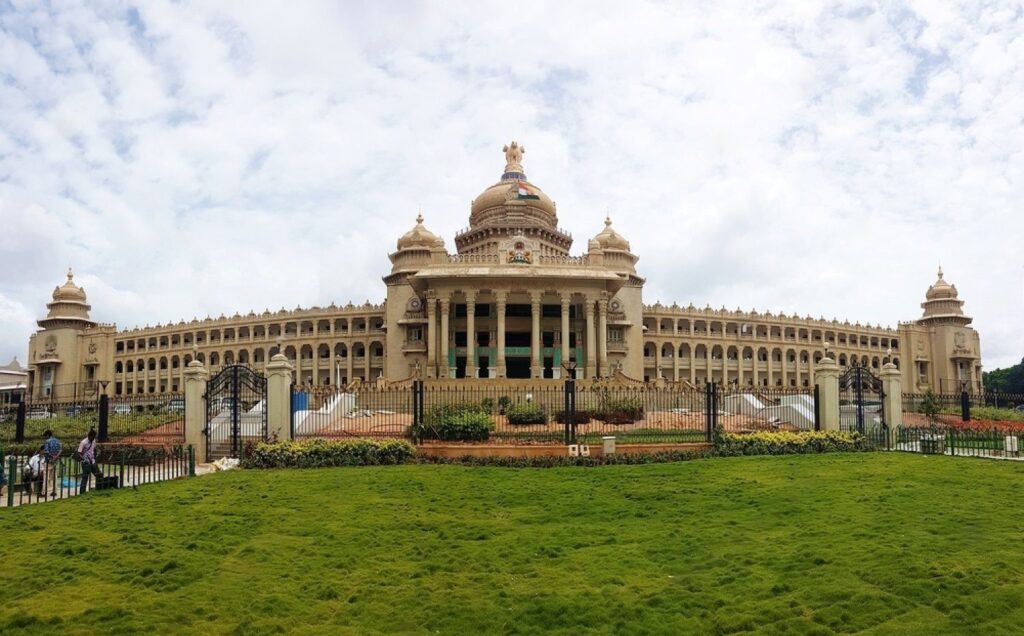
2 454 1024 634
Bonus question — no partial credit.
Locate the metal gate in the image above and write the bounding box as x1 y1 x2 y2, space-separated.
839 361 885 434
205 364 267 459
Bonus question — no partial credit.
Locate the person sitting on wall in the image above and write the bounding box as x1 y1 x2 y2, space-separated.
42 429 62 498
75 428 102 494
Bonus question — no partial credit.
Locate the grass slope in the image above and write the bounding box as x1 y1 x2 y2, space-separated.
2 454 1023 635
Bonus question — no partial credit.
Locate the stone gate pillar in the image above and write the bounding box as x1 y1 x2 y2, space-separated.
880 360 903 432
266 352 295 442
813 355 840 431
183 358 209 462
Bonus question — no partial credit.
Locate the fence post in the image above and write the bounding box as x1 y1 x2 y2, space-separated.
704 381 714 443
879 361 903 448
266 353 294 442
6 456 14 507
813 384 821 431
97 394 109 442
813 357 841 431
289 383 296 440
183 358 209 464
15 401 25 443
188 445 195 477
960 390 970 422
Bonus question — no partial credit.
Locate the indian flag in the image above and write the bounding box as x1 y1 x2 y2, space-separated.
517 180 540 200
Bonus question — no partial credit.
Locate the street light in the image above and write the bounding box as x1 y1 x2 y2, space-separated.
335 355 343 387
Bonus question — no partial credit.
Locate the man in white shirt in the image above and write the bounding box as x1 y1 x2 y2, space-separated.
25 446 45 495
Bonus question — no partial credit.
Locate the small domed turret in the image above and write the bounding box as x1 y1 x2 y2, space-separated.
592 216 631 252
52 268 87 303
396 214 444 251
919 266 971 326
925 266 957 301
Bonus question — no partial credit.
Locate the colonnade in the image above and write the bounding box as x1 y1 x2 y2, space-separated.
422 289 610 379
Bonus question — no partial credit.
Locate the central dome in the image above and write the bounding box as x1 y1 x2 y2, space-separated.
468 141 557 229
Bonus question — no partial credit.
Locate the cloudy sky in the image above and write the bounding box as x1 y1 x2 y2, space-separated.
1 1 1022 370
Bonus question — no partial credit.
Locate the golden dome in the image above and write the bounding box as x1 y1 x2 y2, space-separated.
396 214 444 250
925 266 958 301
52 268 87 303
592 216 631 251
469 141 556 228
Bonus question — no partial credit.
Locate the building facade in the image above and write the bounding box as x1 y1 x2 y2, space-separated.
25 142 983 400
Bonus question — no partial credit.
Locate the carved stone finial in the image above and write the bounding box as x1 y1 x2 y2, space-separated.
67 267 74 281
415 213 423 224
502 141 525 172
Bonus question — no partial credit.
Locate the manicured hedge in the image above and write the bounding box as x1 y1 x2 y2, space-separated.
505 402 547 425
413 402 493 442
242 439 415 469
714 430 875 456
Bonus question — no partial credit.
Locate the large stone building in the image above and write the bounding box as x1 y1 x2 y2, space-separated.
25 142 983 400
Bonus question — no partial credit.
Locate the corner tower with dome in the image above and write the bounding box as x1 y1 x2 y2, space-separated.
384 141 644 379
27 269 116 400
24 141 984 399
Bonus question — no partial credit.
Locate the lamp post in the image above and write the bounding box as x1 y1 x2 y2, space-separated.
335 355 343 387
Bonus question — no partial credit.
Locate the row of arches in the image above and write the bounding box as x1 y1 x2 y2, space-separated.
114 341 387 375
641 343 900 369
115 317 387 354
641 318 899 351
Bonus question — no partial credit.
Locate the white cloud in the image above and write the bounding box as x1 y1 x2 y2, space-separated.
0 0 1021 370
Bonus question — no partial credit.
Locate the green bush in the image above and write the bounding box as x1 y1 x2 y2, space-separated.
480 397 495 414
714 430 875 456
919 389 942 426
414 402 493 442
553 410 594 424
595 397 645 424
506 402 547 425
242 439 415 469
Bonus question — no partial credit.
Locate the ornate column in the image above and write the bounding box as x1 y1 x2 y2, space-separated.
597 295 608 378
364 342 371 382
560 294 572 377
439 296 451 378
346 349 353 385
530 291 543 379
495 290 507 378
426 291 437 379
673 346 680 381
465 291 477 379
689 347 696 384
584 297 596 379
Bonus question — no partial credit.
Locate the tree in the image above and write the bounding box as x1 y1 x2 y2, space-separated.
983 358 1024 394
919 389 941 427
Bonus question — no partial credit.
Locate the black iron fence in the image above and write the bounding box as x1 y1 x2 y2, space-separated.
289 381 819 445
903 391 1024 426
0 393 185 446
1 444 194 507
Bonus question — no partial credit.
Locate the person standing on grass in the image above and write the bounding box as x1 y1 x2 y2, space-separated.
76 428 102 494
42 429 62 497
26 445 46 495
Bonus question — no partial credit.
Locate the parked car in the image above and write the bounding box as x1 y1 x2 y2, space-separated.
166 398 185 413
1016 404 1024 412
64 405 83 416
26 407 53 420
112 403 132 416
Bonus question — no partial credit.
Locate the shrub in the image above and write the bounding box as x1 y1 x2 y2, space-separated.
480 397 495 414
242 439 415 469
919 389 942 426
553 410 594 424
414 402 493 442
506 402 547 425
497 396 511 413
714 430 875 456
595 397 645 424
